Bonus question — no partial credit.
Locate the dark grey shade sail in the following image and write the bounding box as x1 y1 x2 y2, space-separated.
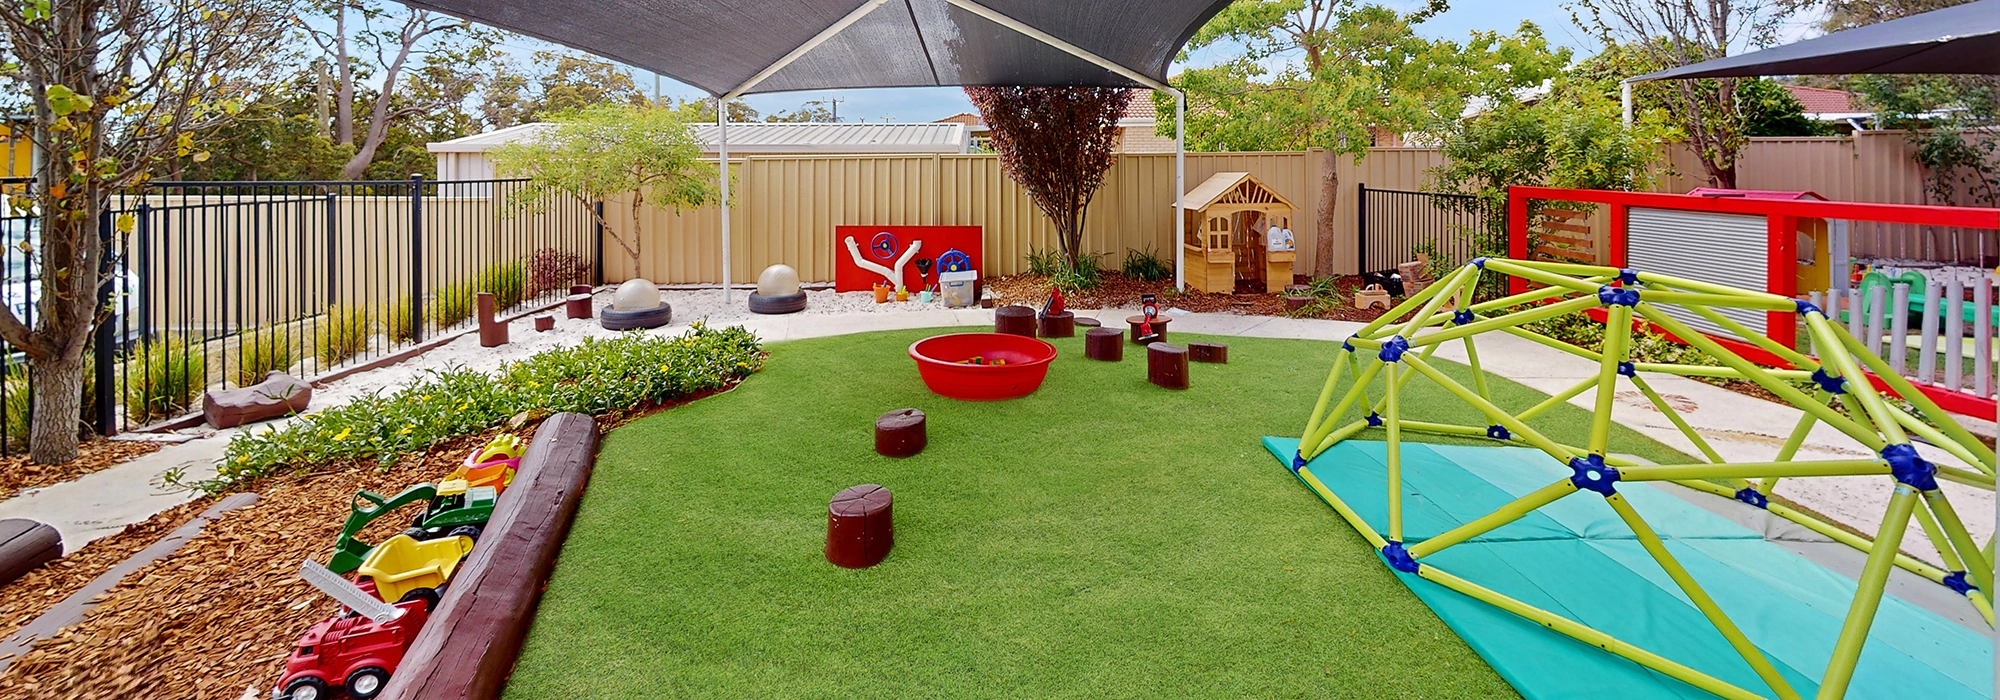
1635 0 2000 81
396 0 1232 96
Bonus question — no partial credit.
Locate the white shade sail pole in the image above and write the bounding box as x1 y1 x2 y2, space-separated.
1174 87 1185 292
719 102 731 302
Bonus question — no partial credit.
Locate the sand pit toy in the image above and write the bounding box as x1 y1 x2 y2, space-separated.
356 533 474 608
276 561 431 700
410 484 499 542
442 434 523 494
330 485 440 574
909 332 1056 401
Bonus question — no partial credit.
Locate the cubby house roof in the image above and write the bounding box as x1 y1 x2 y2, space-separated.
1179 172 1296 213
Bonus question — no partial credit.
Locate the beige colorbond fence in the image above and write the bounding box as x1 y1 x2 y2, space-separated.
1659 131 1998 263
603 148 1450 284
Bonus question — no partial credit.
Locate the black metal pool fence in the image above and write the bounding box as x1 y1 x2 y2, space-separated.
0 176 602 454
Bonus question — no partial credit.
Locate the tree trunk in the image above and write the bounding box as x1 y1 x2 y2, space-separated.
1314 149 1338 278
27 349 85 464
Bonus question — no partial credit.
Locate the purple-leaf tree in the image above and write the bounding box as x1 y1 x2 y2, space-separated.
965 86 1132 272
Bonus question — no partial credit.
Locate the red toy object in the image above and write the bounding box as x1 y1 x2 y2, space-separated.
1042 287 1066 317
1134 293 1163 344
274 600 429 700
909 333 1057 401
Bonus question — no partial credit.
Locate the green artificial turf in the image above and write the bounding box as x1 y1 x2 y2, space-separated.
504 328 1692 700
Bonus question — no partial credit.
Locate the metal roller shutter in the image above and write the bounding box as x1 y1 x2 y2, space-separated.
1626 207 1768 340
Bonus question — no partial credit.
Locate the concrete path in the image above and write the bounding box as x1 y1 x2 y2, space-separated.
5 304 1992 570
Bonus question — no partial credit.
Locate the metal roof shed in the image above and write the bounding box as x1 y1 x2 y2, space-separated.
392 0 1235 297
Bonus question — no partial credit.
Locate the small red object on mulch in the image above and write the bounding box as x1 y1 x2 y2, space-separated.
827 484 894 569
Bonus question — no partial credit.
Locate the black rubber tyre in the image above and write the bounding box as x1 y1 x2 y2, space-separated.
747 291 807 315
598 303 672 330
345 667 391 699
399 586 441 612
446 524 483 542
283 676 330 700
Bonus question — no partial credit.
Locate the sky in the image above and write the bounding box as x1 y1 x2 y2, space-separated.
524 1 1829 125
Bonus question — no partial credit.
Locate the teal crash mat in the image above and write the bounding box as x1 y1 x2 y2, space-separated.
1263 437 1992 700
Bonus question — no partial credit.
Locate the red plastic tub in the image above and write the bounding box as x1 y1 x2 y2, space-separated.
909 333 1058 401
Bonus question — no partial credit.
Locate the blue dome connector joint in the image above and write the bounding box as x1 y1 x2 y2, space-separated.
1378 335 1410 363
1795 299 1823 317
1452 309 1476 326
1617 361 1636 378
1943 571 1976 596
1881 444 1938 491
1366 412 1384 427
1486 425 1511 441
1811 368 1847 395
1381 541 1420 574
1733 487 1769 509
1342 334 1357 353
1471 257 1488 270
1597 285 1640 307
1569 454 1620 496
1618 268 1639 285
1291 451 1308 473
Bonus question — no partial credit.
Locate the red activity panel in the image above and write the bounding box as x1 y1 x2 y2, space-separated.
833 225 982 293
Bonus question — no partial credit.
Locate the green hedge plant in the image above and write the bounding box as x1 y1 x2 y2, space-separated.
125 335 207 423
214 323 764 488
315 305 374 366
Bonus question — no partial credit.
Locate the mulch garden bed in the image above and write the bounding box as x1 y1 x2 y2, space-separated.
0 439 163 498
0 383 745 700
987 272 1392 322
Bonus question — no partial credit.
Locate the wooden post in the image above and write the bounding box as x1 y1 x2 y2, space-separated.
826 484 894 569
874 409 926 458
477 293 507 348
534 316 556 332
1085 327 1123 362
1190 342 1228 364
995 305 1036 337
1038 311 1075 338
1127 314 1170 344
566 284 592 319
1148 342 1189 389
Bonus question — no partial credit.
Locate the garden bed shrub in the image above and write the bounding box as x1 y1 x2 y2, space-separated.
315 305 374 366
124 335 206 423
1121 245 1171 282
475 260 528 310
212 323 763 488
528 247 591 295
233 326 298 386
383 296 418 342
429 282 475 328
2 355 95 442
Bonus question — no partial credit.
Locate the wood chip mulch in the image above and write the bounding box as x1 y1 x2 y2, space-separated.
0 439 164 498
987 272 1392 322
0 375 757 700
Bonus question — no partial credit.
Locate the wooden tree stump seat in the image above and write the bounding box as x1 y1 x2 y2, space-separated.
477 293 508 348
1038 311 1075 338
874 409 927 458
1190 342 1229 364
1148 342 1189 390
202 371 311 428
0 519 59 587
995 305 1037 337
827 484 894 569
533 315 556 332
1084 327 1124 361
1126 315 1170 344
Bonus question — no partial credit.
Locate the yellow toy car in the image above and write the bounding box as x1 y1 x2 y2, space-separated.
356 533 474 608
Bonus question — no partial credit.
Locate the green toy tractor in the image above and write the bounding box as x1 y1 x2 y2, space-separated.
328 483 497 575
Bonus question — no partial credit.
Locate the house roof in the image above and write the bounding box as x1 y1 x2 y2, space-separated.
1783 85 1860 114
429 121 971 154
932 90 1158 131
1178 171 1295 211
